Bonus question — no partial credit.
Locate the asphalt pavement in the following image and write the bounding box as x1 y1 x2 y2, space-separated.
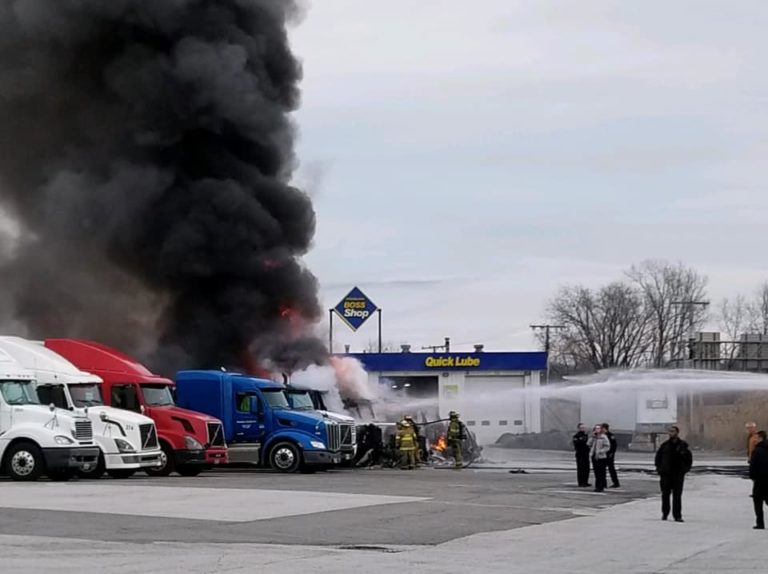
0 449 759 573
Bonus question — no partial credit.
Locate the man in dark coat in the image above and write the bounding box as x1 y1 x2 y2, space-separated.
655 426 693 522
602 423 620 488
749 430 768 529
573 423 591 487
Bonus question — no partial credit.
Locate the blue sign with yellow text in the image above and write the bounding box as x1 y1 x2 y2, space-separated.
333 287 378 332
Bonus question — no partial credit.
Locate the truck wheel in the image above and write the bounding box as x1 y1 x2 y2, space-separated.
176 465 203 477
145 442 175 477
269 442 301 473
78 453 106 479
5 442 45 482
107 469 136 479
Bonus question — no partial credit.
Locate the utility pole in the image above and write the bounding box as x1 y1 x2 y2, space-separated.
422 337 450 353
530 324 566 384
671 300 710 366
671 299 709 439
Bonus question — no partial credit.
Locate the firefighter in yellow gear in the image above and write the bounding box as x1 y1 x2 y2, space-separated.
396 420 418 469
404 415 422 464
447 411 465 469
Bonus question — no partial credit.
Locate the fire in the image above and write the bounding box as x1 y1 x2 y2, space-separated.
433 433 447 453
279 305 305 338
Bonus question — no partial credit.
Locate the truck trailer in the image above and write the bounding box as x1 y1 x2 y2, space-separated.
175 370 346 472
0 337 163 479
45 339 228 476
0 349 99 481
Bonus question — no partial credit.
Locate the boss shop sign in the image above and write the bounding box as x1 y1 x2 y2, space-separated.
333 287 378 331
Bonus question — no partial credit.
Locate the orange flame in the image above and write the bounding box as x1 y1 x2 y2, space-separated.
433 434 447 453
278 305 306 338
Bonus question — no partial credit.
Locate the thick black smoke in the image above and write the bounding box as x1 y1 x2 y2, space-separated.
0 0 327 373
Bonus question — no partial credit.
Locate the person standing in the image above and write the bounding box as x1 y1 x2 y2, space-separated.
447 411 466 470
749 430 768 529
747 422 760 463
396 420 418 470
588 424 610 492
573 423 591 487
655 426 693 522
602 423 620 488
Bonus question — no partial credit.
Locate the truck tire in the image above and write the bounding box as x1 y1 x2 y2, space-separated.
78 453 106 479
269 441 301 473
107 469 136 479
5 442 45 482
145 442 175 477
177 465 203 477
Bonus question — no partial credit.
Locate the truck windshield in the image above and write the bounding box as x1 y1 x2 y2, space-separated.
0 381 40 405
69 384 104 407
142 384 175 406
262 388 290 410
287 392 314 411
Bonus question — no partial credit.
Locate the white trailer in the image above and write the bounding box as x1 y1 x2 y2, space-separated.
0 349 99 481
0 337 162 478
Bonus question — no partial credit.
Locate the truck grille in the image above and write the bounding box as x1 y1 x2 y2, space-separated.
207 422 225 447
326 422 341 452
139 423 159 450
74 420 93 441
340 423 355 447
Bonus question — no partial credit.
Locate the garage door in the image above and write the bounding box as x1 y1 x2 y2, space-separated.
463 376 525 444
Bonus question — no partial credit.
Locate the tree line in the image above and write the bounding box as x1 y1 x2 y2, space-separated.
542 260 768 374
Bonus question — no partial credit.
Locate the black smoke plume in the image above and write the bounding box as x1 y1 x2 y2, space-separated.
0 0 327 373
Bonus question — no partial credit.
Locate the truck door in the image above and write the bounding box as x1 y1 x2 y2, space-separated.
234 391 265 443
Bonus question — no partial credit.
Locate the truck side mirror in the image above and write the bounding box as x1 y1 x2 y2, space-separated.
250 396 263 417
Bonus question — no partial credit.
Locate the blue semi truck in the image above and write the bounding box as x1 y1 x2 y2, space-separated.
175 370 347 472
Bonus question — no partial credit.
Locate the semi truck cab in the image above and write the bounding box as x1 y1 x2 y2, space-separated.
0 350 99 481
44 339 228 477
176 370 343 472
0 337 163 479
283 386 357 462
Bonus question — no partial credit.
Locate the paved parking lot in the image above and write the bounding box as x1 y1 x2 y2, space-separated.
3 449 760 573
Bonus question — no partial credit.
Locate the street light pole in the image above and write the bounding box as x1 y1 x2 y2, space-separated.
530 324 566 384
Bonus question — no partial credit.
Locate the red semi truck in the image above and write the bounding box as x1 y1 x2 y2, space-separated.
45 339 228 476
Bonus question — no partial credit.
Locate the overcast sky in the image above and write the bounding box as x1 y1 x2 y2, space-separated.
291 1 767 353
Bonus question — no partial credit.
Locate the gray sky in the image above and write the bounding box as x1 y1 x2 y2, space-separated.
293 1 768 352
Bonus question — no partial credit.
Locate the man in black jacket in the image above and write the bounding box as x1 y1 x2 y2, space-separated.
655 426 693 522
602 423 620 488
749 430 768 529
573 423 591 487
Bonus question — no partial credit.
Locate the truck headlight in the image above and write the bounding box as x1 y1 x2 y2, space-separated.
184 436 204 451
310 441 326 450
114 438 136 453
54 435 75 445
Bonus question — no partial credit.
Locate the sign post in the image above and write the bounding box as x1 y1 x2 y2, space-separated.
331 287 380 353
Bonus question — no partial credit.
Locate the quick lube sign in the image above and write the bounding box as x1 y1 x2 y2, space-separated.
333 287 378 331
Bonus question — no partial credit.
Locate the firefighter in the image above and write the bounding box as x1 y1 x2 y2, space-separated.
404 415 424 464
396 420 418 469
447 411 466 469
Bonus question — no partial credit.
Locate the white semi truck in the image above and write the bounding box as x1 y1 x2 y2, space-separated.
0 348 99 481
0 337 162 479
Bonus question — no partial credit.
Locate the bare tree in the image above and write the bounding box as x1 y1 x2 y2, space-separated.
718 295 749 367
627 260 709 366
546 282 652 371
747 282 768 335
